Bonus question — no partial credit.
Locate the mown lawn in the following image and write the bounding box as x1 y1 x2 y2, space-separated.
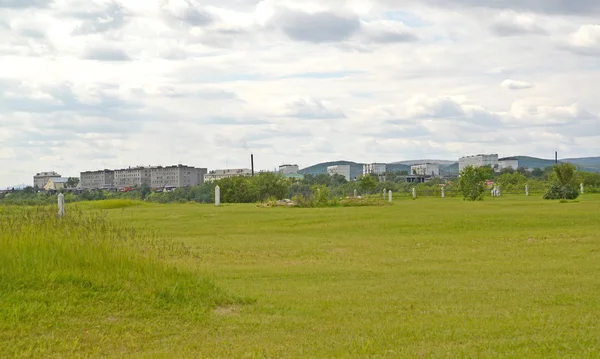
3 195 600 358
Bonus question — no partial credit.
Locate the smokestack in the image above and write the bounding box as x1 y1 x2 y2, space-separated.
251 154 255 176
555 151 558 164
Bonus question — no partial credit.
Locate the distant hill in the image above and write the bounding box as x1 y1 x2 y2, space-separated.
299 156 600 178
516 156 600 172
514 156 557 170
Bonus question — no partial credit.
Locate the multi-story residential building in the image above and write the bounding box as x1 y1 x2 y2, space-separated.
151 165 207 188
458 154 499 173
80 169 115 190
363 163 387 176
204 169 253 183
498 157 519 171
279 164 300 175
411 163 440 177
114 166 154 188
34 171 62 188
327 165 351 181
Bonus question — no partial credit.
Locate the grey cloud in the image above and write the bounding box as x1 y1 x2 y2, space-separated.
0 80 141 115
286 98 346 119
0 0 50 8
71 1 128 35
501 79 535 90
490 20 547 36
367 31 418 43
272 9 360 43
83 47 131 61
161 0 213 27
382 0 600 15
16 28 46 39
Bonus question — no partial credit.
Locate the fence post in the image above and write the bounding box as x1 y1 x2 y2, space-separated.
441 187 445 198
58 193 65 217
383 188 386 199
581 183 584 195
388 190 392 203
215 185 221 207
354 189 357 198
412 188 416 199
525 185 529 196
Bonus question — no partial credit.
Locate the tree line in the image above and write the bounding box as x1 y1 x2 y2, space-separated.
1 165 599 206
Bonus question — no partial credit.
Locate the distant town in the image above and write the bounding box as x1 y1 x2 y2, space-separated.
24 154 528 193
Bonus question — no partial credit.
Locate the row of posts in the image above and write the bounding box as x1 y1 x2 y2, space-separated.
212 183 588 207
57 183 589 215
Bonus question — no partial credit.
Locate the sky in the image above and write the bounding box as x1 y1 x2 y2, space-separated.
1 0 600 187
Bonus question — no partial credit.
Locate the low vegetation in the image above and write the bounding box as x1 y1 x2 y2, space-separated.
0 207 248 358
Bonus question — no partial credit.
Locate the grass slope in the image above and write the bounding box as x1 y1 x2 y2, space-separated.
0 207 246 358
83 195 600 358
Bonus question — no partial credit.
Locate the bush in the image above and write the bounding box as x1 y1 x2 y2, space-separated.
543 183 580 200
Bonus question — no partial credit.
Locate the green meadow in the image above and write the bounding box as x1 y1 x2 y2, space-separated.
2 195 600 358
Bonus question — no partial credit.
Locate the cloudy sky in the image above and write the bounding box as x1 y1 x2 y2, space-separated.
1 0 600 186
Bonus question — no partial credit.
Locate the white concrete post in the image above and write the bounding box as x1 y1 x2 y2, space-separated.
354 189 357 198
58 193 65 217
441 187 445 198
388 190 392 203
412 188 416 199
525 185 529 196
581 183 584 195
383 188 386 199
215 185 221 207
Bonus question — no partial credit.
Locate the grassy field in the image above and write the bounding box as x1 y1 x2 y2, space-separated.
2 196 600 358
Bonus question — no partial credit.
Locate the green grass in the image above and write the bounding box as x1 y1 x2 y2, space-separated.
3 195 600 358
0 207 246 358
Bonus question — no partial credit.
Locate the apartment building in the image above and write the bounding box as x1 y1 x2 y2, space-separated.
458 154 499 172
151 165 207 188
114 166 154 188
327 165 351 181
80 169 115 190
363 163 387 176
279 164 300 175
498 157 519 171
33 171 61 188
411 163 440 177
204 169 253 183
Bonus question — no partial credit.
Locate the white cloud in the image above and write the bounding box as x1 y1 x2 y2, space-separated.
0 0 599 186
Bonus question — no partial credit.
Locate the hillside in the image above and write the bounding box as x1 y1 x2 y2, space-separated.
516 156 600 172
299 156 600 177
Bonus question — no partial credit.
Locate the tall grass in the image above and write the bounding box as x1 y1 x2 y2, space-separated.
0 207 247 357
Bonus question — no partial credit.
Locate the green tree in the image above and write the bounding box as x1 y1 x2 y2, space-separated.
66 177 80 189
544 163 580 200
358 175 378 194
458 165 494 201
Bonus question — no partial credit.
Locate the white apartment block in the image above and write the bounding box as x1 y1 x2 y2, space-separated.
279 164 299 175
151 165 207 188
80 170 115 190
34 171 62 188
114 166 154 188
411 163 440 177
204 168 253 183
459 154 499 173
363 163 387 176
327 165 351 181
498 157 519 171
